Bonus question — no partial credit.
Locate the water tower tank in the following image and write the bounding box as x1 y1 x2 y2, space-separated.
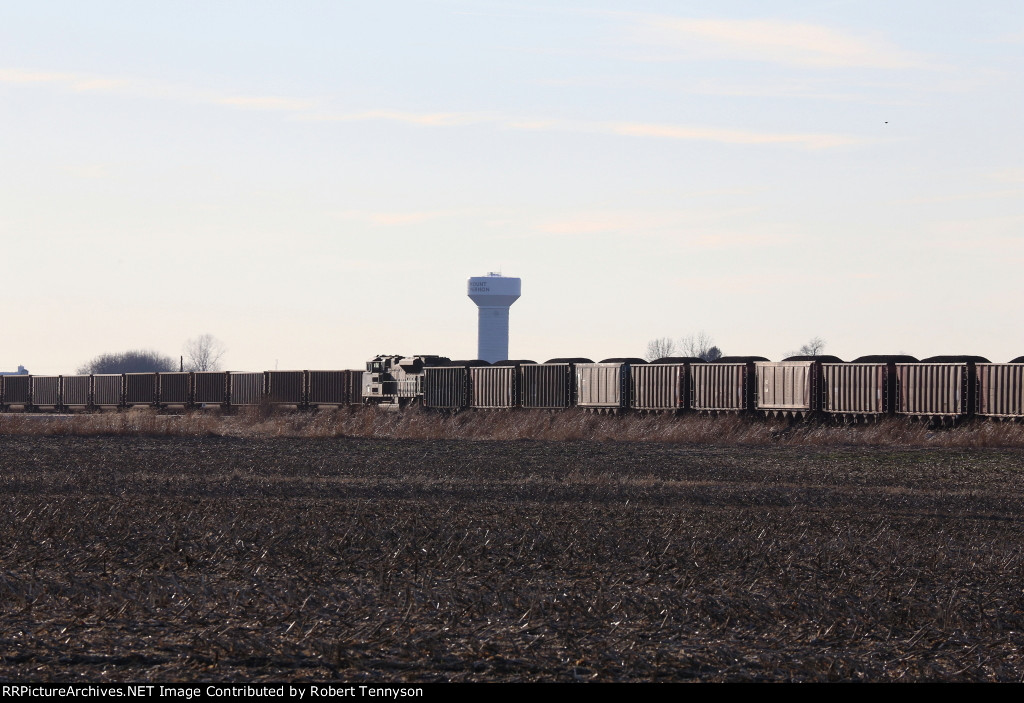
468 273 521 363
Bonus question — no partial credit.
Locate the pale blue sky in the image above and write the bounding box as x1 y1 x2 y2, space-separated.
2 1 1021 373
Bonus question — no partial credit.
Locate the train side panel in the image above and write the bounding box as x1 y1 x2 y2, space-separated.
125 373 158 406
193 372 227 405
423 367 468 410
756 361 817 414
229 372 264 406
158 372 191 406
976 364 1024 418
576 363 627 410
470 366 517 409
92 375 123 407
520 364 572 409
690 363 752 412
2 375 30 406
267 371 306 405
31 376 61 407
822 363 887 416
895 364 967 418
308 370 361 405
630 364 685 411
61 375 91 407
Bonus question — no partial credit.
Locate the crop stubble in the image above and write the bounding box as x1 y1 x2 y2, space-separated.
1 436 1023 681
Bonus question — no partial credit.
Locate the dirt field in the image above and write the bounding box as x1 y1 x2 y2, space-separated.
1 435 1023 681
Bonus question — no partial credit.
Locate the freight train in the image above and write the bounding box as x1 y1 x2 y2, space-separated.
2 353 1023 421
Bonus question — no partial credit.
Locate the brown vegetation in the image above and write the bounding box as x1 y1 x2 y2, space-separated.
2 407 1024 448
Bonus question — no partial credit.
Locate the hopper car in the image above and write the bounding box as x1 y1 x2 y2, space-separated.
2 354 1022 422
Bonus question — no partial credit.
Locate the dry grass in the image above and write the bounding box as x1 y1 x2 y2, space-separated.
1 407 1023 447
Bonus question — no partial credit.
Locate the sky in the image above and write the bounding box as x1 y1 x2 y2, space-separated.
2 1 1022 373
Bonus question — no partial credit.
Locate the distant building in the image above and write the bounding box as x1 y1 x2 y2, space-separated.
0 365 28 375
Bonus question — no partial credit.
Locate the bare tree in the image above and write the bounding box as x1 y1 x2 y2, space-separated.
184 334 226 372
78 350 176 374
798 336 827 357
680 332 723 361
646 332 724 362
644 337 677 361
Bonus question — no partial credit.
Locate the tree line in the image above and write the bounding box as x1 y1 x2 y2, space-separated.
77 335 227 374
644 333 827 362
644 332 723 362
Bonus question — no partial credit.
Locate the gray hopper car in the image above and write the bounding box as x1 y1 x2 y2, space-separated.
267 371 305 405
159 373 191 406
62 375 91 407
755 357 842 418
307 370 362 406
630 363 689 411
31 376 61 407
423 366 470 410
690 362 756 412
894 357 989 420
822 363 888 417
575 362 632 411
470 365 519 409
520 361 584 409
125 373 158 406
977 364 1024 418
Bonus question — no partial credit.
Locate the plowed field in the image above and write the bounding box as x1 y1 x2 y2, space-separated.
1 437 1023 681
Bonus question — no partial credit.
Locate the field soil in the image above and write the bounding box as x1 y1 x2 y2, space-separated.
1 436 1023 682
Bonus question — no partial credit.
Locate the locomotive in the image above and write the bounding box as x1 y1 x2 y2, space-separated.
363 354 451 408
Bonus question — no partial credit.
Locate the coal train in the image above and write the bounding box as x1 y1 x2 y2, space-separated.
2 353 1023 421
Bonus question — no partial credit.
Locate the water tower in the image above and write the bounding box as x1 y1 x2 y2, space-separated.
467 273 521 363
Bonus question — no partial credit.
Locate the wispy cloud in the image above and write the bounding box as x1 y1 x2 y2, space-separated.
0 68 127 92
302 109 489 127
0 67 315 113
1 65 865 150
605 121 859 149
672 77 926 105
296 110 865 149
625 15 929 69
